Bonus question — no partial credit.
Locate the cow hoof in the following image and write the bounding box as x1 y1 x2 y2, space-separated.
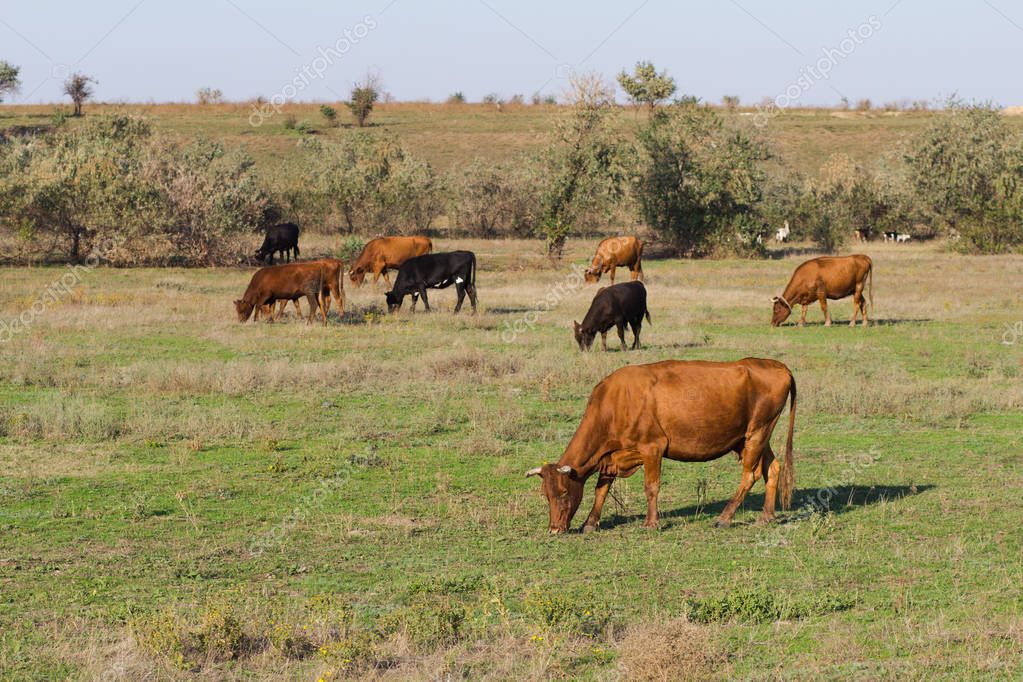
756 516 775 526
714 519 731 529
642 521 658 530
582 524 598 534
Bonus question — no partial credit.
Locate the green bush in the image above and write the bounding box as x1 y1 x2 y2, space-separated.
905 100 1023 252
377 597 466 652
301 132 442 234
632 103 767 256
319 104 338 126
685 586 854 624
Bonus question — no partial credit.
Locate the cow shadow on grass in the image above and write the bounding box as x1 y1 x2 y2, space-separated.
596 483 933 531
779 318 932 328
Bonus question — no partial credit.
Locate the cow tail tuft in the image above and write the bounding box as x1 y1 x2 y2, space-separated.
645 308 652 325
780 374 796 511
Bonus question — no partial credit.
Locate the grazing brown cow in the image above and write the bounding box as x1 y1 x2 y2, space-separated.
235 262 329 326
262 258 346 321
584 236 644 284
772 254 873 328
349 236 433 288
526 359 796 534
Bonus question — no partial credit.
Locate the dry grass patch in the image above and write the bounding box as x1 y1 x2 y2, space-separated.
615 617 728 681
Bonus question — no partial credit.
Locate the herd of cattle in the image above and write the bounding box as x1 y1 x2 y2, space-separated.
237 225 877 533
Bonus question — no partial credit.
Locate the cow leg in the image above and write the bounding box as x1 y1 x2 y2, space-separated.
304 295 318 324
418 285 430 312
819 295 831 327
317 291 328 326
798 305 808 327
581 473 615 532
616 322 627 352
609 268 616 284
465 284 478 314
454 284 466 313
630 317 642 349
758 446 780 524
642 454 663 528
716 431 770 527
850 290 862 327
382 270 392 286
600 331 608 352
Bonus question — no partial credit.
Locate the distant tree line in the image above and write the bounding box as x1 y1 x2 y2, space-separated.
1 60 1022 264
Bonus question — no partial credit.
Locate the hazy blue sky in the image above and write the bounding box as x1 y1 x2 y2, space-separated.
2 0 1021 106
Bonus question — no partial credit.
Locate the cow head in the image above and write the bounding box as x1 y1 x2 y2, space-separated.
525 463 584 534
234 299 255 322
255 249 271 264
583 268 601 284
573 321 596 351
349 269 366 287
385 290 402 313
771 296 792 327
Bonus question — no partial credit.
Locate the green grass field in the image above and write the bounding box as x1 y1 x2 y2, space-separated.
1 237 1021 680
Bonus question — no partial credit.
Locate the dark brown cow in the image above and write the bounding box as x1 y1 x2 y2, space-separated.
262 258 346 321
772 254 873 327
526 359 796 534
584 236 644 284
235 262 329 326
349 236 433 288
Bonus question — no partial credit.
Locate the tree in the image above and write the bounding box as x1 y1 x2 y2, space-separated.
632 103 768 256
617 61 676 111
347 73 380 127
196 87 224 104
0 61 21 102
63 72 97 117
2 116 157 262
905 100 1023 253
537 73 632 257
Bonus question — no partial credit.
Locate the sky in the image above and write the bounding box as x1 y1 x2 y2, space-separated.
1 0 1022 107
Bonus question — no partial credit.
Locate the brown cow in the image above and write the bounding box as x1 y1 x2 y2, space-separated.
235 262 329 326
584 236 644 284
772 254 873 328
349 236 433 288
526 359 796 534
262 258 346 321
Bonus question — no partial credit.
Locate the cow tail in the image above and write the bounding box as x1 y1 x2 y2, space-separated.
867 262 874 311
644 307 652 325
780 374 796 511
470 252 477 287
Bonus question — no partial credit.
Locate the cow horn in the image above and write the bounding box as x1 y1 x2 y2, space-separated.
524 467 543 478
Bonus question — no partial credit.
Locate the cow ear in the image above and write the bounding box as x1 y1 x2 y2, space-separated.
573 321 580 331
557 465 576 476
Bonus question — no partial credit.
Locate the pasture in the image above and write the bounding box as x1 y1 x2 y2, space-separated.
1 237 1021 680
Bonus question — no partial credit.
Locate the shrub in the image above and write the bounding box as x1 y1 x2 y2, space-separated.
447 92 466 104
348 76 380 127
319 104 338 126
282 115 297 130
632 103 767 256
536 73 631 256
722 95 740 111
196 87 224 105
377 597 466 652
0 61 21 102
791 155 906 252
302 132 442 234
618 60 677 111
447 157 540 237
905 100 1023 252
0 115 275 265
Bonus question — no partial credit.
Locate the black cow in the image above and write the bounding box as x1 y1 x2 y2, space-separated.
385 251 478 314
574 281 651 351
256 223 301 264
